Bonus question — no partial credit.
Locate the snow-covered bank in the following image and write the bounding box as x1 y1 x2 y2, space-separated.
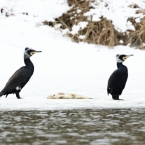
0 0 145 110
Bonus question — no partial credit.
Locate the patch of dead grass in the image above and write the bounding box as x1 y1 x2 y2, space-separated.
43 0 145 49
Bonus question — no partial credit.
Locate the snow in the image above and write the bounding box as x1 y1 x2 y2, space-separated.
0 0 145 110
71 22 88 35
84 0 145 32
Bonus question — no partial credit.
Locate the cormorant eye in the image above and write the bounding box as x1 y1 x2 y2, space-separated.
30 52 35 55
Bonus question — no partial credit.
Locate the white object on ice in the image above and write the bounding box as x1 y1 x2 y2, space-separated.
47 92 91 99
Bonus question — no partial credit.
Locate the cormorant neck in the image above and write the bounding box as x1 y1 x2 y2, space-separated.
117 62 124 68
24 56 34 72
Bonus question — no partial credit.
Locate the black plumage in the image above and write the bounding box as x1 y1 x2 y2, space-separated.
0 47 42 99
107 54 133 100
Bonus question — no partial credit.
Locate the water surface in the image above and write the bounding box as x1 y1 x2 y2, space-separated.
0 109 145 145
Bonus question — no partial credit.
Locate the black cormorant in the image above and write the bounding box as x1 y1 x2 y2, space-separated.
0 47 42 99
107 54 133 100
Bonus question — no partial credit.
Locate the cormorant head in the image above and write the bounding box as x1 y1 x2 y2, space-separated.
24 47 42 58
116 54 133 63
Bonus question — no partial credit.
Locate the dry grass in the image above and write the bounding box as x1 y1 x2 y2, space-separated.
43 0 145 49
75 17 128 47
128 18 145 48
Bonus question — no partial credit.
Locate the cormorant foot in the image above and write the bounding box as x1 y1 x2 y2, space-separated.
113 98 124 101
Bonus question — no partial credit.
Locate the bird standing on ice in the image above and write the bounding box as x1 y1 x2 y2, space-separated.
107 54 133 100
0 47 42 99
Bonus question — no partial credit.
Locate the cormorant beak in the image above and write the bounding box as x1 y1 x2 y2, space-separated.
30 50 42 56
34 50 42 53
126 54 133 58
122 54 133 61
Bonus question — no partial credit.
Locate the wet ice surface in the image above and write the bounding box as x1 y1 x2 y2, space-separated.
0 109 145 145
1 75 145 110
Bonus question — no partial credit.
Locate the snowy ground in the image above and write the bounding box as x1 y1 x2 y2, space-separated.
0 0 145 110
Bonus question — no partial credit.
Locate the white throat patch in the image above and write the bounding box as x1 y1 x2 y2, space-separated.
116 55 123 63
24 51 30 59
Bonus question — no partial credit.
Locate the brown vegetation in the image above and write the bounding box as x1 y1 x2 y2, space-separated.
43 0 145 49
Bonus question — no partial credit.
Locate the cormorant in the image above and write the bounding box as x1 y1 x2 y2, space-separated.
0 47 42 99
107 54 133 100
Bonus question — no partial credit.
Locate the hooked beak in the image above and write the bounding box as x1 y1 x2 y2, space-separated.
30 50 42 56
126 54 133 58
34 50 42 53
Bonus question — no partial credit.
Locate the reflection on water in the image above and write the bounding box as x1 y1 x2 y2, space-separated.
0 109 145 145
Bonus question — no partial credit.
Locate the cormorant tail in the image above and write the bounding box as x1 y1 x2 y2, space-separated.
0 92 4 97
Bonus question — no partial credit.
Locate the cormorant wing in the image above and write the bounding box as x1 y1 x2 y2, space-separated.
107 68 128 96
107 69 119 95
2 66 32 93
